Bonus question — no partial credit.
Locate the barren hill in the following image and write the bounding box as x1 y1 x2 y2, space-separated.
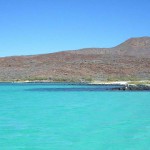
0 37 150 82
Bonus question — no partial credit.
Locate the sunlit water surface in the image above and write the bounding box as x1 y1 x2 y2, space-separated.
0 83 150 150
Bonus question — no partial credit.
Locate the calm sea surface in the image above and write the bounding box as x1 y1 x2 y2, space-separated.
0 83 150 150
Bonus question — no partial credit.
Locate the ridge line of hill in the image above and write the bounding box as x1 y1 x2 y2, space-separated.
0 36 150 82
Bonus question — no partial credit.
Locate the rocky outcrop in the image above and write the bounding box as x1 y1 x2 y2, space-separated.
114 84 150 91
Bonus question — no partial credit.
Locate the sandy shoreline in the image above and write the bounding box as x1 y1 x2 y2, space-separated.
0 80 149 86
0 80 149 90
90 81 128 85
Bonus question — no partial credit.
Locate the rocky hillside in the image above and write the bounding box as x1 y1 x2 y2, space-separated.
0 37 150 82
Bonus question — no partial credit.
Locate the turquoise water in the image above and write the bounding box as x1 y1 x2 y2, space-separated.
0 83 150 150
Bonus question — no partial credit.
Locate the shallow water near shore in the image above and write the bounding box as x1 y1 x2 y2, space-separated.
0 83 150 150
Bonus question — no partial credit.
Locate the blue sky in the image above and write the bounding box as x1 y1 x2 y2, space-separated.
0 0 150 56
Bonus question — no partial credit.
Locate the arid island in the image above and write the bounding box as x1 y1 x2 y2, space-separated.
0 37 150 90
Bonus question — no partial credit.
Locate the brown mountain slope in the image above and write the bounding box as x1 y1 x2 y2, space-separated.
70 37 150 57
113 36 150 57
0 37 150 81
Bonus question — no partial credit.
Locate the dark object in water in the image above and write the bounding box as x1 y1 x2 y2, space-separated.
113 84 150 91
